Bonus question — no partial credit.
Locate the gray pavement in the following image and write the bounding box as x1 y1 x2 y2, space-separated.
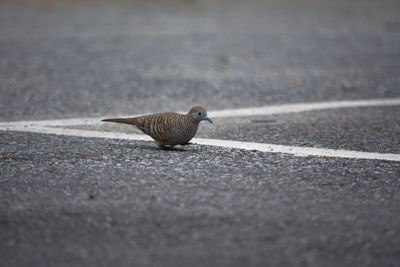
1 0 400 266
1 131 400 267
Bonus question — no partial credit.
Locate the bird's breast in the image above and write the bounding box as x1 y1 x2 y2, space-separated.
170 120 199 145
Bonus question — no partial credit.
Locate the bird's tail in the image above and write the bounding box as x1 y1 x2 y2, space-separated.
101 117 136 125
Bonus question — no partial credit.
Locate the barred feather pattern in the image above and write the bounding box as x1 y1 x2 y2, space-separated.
102 106 210 147
131 112 199 146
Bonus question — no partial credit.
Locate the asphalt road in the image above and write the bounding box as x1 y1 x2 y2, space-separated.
1 0 400 266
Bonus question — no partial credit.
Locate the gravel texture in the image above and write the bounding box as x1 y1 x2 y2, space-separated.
1 131 400 267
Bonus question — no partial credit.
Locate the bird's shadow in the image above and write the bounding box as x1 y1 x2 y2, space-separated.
123 142 193 152
159 146 187 152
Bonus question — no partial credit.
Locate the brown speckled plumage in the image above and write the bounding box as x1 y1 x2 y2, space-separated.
102 106 213 148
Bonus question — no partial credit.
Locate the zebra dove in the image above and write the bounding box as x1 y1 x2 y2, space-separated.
101 106 213 148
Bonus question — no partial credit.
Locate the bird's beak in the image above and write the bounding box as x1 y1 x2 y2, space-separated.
205 116 213 123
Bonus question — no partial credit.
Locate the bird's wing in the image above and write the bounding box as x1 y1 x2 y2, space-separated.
135 113 179 142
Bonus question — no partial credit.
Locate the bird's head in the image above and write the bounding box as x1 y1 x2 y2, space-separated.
188 106 213 123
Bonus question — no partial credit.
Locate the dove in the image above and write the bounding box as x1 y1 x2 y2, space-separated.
101 106 213 148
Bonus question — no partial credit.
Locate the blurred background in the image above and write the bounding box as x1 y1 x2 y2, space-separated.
0 0 399 121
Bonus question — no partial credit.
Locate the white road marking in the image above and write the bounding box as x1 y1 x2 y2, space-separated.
208 98 400 118
1 98 400 162
193 138 400 162
4 125 153 142
3 125 400 162
1 98 399 127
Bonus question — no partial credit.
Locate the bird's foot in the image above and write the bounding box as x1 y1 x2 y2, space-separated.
181 142 193 146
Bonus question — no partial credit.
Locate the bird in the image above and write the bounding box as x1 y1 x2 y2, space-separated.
101 106 213 149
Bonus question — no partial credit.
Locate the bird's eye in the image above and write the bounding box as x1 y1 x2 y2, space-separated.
197 112 202 116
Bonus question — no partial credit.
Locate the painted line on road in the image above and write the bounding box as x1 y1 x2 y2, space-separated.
3 125 400 162
1 98 399 127
1 98 400 162
193 138 400 162
208 98 400 118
